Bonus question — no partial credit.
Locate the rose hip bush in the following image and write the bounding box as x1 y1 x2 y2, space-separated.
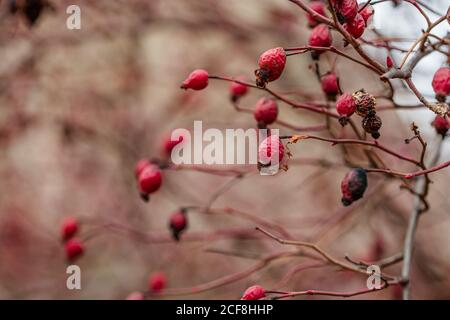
0 0 449 300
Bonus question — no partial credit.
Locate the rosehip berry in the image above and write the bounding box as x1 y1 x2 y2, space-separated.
336 93 356 125
352 89 376 117
255 47 287 88
230 78 249 102
138 164 162 201
162 134 184 158
321 72 340 99
362 110 382 139
61 217 79 242
432 67 450 102
65 238 84 261
344 13 366 39
134 158 151 179
308 24 332 48
307 1 326 28
386 56 394 69
254 97 278 127
336 0 358 23
359 3 374 26
431 115 449 136
126 292 145 300
169 210 187 241
149 272 167 293
258 135 284 167
241 285 266 300
180 69 209 91
341 168 368 206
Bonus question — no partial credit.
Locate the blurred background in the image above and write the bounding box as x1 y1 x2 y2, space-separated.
0 0 449 299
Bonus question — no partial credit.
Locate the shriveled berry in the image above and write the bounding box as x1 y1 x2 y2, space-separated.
352 89 376 117
344 13 366 39
65 238 84 261
138 164 162 200
431 115 449 136
258 135 284 167
255 47 286 88
359 3 374 26
336 93 357 125
126 292 145 300
341 168 368 206
308 24 332 48
61 217 79 242
336 0 358 23
321 72 340 99
362 110 382 139
230 78 249 102
169 210 187 241
241 285 266 300
254 97 278 126
134 158 151 179
149 272 167 293
307 1 326 28
432 67 450 102
181 69 209 91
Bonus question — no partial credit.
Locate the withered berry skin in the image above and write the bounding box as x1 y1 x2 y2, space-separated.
344 13 366 39
336 0 358 23
353 89 376 117
255 47 286 88
362 110 382 139
241 285 266 300
336 93 356 117
341 168 368 206
359 3 374 26
432 67 450 102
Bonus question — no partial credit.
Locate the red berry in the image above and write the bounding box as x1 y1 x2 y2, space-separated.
258 135 284 166
61 217 79 242
180 69 209 91
308 24 332 48
255 47 286 88
149 272 167 293
241 285 266 300
341 168 368 206
254 97 278 126
230 78 249 101
162 134 184 158
386 56 394 69
138 164 162 196
336 0 358 22
65 238 84 261
344 13 366 39
432 115 449 136
321 72 339 97
126 292 145 300
336 93 356 117
359 3 374 26
432 67 450 102
134 158 151 179
169 211 187 241
307 1 326 27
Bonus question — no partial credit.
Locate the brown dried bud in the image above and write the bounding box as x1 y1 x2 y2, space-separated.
362 110 382 139
353 89 376 117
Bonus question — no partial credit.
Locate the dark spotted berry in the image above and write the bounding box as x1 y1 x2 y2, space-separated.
362 110 382 139
341 168 368 206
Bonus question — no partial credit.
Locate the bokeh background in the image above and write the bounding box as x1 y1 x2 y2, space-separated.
0 0 449 299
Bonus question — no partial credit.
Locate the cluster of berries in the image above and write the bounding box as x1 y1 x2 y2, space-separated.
336 89 382 139
334 0 374 39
